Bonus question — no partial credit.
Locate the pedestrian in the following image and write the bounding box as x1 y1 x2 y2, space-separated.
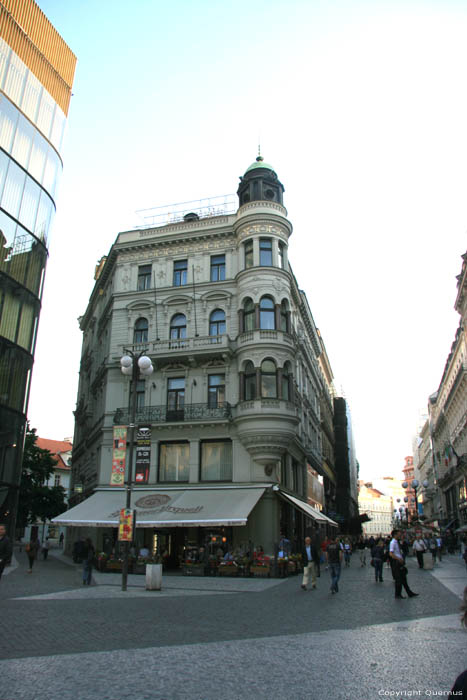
301 536 319 591
413 534 426 569
82 538 95 585
343 538 351 567
25 535 40 573
389 529 419 599
357 536 367 566
326 535 343 594
371 538 385 583
59 532 64 548
0 524 12 580
42 537 50 560
436 534 443 561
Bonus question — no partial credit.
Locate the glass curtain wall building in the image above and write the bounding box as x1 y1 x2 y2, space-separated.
0 0 76 534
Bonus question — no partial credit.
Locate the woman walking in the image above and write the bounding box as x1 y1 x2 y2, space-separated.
25 535 40 573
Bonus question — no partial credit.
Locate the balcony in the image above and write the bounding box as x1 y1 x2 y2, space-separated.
237 330 294 347
120 335 233 363
113 402 231 425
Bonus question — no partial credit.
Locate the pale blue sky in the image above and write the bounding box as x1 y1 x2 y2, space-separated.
29 0 467 480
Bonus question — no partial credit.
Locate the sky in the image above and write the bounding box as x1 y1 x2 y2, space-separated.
27 0 467 481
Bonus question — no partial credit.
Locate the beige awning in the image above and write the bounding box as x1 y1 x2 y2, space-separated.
279 490 338 527
52 486 265 528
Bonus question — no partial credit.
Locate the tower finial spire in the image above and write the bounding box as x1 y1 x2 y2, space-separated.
256 142 263 163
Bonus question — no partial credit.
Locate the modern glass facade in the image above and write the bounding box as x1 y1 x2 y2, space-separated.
0 1 76 535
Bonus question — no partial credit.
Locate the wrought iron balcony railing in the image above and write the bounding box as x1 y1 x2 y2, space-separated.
114 402 231 425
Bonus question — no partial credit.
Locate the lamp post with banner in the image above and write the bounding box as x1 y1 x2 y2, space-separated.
119 350 154 592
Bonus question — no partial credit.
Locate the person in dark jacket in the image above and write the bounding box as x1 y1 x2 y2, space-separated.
301 536 319 591
82 538 95 585
0 524 12 580
371 539 385 583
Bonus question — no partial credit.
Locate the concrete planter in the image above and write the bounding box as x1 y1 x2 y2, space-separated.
145 563 162 590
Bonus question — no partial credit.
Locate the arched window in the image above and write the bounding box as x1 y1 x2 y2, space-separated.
209 309 226 336
259 296 275 330
261 359 277 398
170 314 186 346
243 298 255 331
244 361 256 400
282 361 291 401
280 300 289 333
134 317 148 344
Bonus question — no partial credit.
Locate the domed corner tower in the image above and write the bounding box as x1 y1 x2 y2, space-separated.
237 154 285 207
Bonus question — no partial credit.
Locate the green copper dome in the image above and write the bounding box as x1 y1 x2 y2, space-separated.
245 155 275 173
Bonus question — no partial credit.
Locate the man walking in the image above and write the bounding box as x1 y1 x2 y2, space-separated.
301 536 319 591
326 535 343 594
413 534 426 569
389 529 419 599
0 524 12 580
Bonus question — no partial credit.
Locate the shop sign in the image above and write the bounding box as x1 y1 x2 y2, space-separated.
118 508 136 541
111 426 127 486
135 426 151 484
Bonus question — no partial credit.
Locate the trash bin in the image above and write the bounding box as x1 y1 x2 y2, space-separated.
146 563 162 590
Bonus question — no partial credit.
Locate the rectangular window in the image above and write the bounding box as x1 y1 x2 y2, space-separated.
167 377 185 421
200 440 232 481
173 259 187 286
292 459 299 493
259 238 272 266
138 264 151 291
136 380 145 410
244 240 253 268
208 374 225 408
54 474 61 487
210 254 225 281
159 442 189 482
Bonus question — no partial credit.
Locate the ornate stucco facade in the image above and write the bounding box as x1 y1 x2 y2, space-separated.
61 157 342 561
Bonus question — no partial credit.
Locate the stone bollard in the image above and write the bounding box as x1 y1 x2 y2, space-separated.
146 563 162 590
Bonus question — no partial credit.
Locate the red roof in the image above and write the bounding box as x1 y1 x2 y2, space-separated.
36 438 72 470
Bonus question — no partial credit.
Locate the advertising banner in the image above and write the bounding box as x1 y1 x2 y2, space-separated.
111 426 127 486
118 508 136 541
135 426 151 484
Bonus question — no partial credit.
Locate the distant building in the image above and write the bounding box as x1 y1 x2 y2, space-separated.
0 0 76 536
23 436 72 543
358 481 393 537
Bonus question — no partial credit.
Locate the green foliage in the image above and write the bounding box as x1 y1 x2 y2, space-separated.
16 426 66 529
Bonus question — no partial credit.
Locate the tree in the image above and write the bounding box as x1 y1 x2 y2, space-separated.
16 426 66 530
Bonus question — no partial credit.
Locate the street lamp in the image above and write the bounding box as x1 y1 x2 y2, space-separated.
120 350 154 592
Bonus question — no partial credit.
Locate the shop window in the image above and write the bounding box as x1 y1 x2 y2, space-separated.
133 317 148 344
159 442 189 481
200 440 232 481
173 259 187 286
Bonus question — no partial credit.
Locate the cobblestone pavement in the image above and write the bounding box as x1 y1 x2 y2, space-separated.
0 549 465 700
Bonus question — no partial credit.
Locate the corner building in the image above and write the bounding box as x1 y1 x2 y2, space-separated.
58 156 338 561
0 0 76 533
